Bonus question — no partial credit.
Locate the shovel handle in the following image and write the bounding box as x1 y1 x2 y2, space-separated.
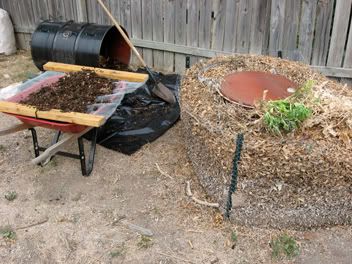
96 0 146 67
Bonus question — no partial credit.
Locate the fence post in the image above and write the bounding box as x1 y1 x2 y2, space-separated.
77 0 88 22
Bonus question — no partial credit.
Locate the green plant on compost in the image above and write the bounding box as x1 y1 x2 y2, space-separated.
263 80 314 134
271 234 299 259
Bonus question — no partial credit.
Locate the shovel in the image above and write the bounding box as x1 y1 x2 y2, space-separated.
97 0 176 104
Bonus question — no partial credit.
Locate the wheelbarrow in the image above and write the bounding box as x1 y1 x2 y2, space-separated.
0 62 148 176
1 115 96 176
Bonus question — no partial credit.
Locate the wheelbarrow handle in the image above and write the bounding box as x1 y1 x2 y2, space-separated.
0 123 33 137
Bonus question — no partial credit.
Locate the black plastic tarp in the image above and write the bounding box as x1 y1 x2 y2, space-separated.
87 72 180 155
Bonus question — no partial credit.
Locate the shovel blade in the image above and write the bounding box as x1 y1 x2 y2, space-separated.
144 66 176 104
152 82 177 104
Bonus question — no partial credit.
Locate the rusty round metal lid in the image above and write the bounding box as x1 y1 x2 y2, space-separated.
220 71 298 107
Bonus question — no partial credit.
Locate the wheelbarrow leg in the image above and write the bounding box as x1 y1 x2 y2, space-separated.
29 128 62 164
52 131 61 145
78 128 97 176
41 131 61 165
29 128 40 158
29 127 96 176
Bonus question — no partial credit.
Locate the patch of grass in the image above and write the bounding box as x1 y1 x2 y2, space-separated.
263 80 314 135
271 234 299 259
0 226 16 240
231 231 238 242
152 206 162 217
4 191 17 201
110 251 122 258
109 243 126 258
0 144 5 152
39 159 58 173
137 235 153 249
110 247 125 258
46 159 58 167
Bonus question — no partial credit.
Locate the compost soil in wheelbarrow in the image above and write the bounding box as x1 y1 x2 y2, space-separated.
20 71 114 113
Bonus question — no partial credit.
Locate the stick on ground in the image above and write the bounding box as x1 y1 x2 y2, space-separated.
155 163 173 180
186 181 219 208
16 217 49 230
157 252 196 264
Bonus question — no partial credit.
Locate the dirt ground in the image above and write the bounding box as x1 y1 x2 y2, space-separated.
0 51 38 88
0 52 351 264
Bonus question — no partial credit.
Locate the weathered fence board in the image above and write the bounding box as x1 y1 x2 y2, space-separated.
141 0 153 66
18 0 35 26
30 0 50 24
87 0 104 23
0 0 352 79
269 0 286 56
7 0 22 27
311 0 334 66
223 0 238 52
198 0 212 50
48 0 74 21
344 18 352 68
76 0 88 22
163 0 175 72
119 0 131 34
281 0 300 60
152 0 164 71
236 0 252 53
63 0 78 21
211 0 226 51
342 18 352 85
261 0 272 55
109 0 120 22
298 0 318 63
327 0 352 67
187 0 200 66
175 0 187 73
249 0 270 55
130 0 143 66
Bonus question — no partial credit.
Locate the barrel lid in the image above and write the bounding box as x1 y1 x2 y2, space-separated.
220 71 298 108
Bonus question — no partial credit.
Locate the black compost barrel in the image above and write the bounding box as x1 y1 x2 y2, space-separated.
31 21 131 70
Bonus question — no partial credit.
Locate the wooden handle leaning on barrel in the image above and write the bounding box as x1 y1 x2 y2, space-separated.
96 0 147 67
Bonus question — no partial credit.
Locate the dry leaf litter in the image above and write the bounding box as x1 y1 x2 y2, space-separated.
181 54 352 230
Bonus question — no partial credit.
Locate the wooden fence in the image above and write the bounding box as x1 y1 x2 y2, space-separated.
0 0 352 79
